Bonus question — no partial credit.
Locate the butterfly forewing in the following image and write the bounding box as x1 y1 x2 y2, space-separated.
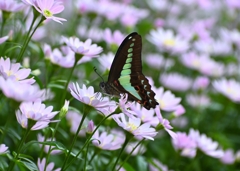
105 32 158 110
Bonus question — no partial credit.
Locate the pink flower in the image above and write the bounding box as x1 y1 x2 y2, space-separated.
0 144 8 154
148 28 189 54
34 0 66 24
212 79 240 102
63 37 103 57
0 35 9 44
172 105 185 117
0 57 35 84
220 149 235 164
0 77 43 102
154 87 182 112
226 0 240 9
37 158 60 171
86 120 94 133
125 142 146 156
103 28 125 46
69 83 117 115
160 73 192 92
145 54 174 69
113 113 158 140
186 94 210 107
118 94 135 117
0 0 24 12
37 134 61 155
66 110 88 136
16 101 59 130
92 129 125 150
192 76 210 90
98 52 114 71
155 107 177 139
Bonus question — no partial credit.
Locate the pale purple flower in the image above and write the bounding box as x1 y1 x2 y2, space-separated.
43 44 75 68
155 107 177 139
172 132 197 158
130 103 158 126
220 149 235 164
103 28 125 46
145 54 174 70
37 134 61 155
37 158 60 171
0 35 9 44
149 159 172 171
0 144 8 154
98 52 114 71
70 83 117 115
66 110 88 136
154 87 182 112
118 94 135 117
0 57 35 84
189 129 224 158
63 37 103 57
186 94 210 107
212 79 240 102
160 73 192 92
0 77 43 102
147 0 169 11
172 105 185 117
113 113 158 140
0 0 24 12
220 28 240 48
16 101 59 130
77 25 103 42
148 28 189 54
192 76 210 90
86 120 94 133
125 142 146 156
226 0 240 9
33 0 66 24
92 129 125 150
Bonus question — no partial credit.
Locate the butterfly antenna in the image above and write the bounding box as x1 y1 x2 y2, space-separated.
94 67 104 82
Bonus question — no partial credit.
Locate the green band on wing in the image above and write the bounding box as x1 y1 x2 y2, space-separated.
123 63 131 69
128 48 133 53
126 58 132 63
130 43 134 47
118 76 141 100
121 69 131 76
128 53 133 58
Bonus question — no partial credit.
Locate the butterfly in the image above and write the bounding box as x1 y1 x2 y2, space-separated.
99 32 158 110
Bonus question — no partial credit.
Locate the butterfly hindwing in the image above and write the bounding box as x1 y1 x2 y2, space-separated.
103 32 158 110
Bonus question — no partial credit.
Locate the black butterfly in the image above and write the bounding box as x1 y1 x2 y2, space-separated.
100 32 158 110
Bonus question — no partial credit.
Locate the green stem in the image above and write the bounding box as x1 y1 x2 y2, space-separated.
116 139 144 171
88 148 101 164
17 16 44 62
63 112 116 171
61 105 89 170
83 141 90 171
8 126 31 171
60 56 80 107
112 134 133 171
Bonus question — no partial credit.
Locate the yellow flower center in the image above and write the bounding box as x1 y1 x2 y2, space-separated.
43 9 53 17
158 99 165 109
163 39 175 47
127 123 138 131
226 87 234 95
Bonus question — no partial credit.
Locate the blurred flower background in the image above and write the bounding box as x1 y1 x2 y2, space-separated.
0 0 240 170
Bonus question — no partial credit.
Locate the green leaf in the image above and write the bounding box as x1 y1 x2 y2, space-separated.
137 156 147 171
16 156 38 171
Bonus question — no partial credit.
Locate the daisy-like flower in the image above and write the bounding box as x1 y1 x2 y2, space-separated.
0 77 43 102
212 78 240 102
63 37 103 58
0 57 35 84
172 132 197 158
145 54 174 70
125 142 146 156
160 73 192 92
37 134 61 155
86 120 94 133
0 144 8 154
98 52 114 71
192 76 210 90
32 0 66 24
43 44 75 68
186 94 210 107
154 87 181 112
0 34 9 44
0 0 24 12
69 83 117 116
147 28 189 54
78 25 103 42
113 113 158 141
66 110 89 136
189 129 224 158
220 149 235 164
37 158 60 171
118 94 135 116
172 105 185 117
92 129 125 150
155 107 177 139
103 28 125 46
16 101 59 130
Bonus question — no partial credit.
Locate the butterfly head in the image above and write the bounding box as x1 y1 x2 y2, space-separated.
99 82 107 93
